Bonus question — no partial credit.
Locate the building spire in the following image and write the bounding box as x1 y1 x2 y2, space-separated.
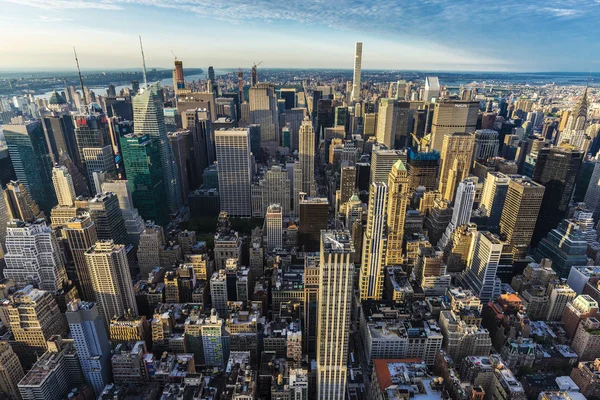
73 46 88 114
139 35 148 90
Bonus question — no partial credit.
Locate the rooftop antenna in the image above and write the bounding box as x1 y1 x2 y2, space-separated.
73 46 88 114
139 35 148 90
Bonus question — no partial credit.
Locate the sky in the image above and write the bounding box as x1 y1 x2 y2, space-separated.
1 0 600 72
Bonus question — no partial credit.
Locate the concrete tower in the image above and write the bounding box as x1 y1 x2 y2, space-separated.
351 42 363 103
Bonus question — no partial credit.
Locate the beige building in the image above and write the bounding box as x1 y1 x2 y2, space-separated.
0 342 24 399
438 132 475 201
360 183 388 301
430 100 479 152
385 160 409 265
64 214 98 301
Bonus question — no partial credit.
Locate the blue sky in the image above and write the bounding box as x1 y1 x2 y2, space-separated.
1 0 599 72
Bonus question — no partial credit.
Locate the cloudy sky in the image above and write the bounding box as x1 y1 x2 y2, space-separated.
1 0 599 72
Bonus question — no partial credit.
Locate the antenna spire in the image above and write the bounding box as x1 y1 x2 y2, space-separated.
139 35 148 90
73 46 88 114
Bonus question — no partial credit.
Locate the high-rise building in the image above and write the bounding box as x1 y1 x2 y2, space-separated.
298 197 328 252
386 160 409 265
172 60 185 93
299 117 315 197
473 129 499 162
376 98 398 148
461 231 504 303
8 286 67 367
360 183 388 301
82 145 116 195
133 84 182 215
339 166 357 207
430 101 479 152
414 245 451 295
84 240 138 325
480 172 510 232
4 220 67 292
64 214 98 301
88 192 129 245
120 133 169 226
3 122 57 214
265 204 283 251
3 180 44 222
215 128 252 217
532 145 584 244
406 148 440 192
351 42 362 103
317 231 355 400
101 180 145 245
439 178 476 249
250 83 279 144
41 113 78 167
137 222 164 279
438 132 475 201
535 219 588 278
370 149 406 184
52 166 76 207
0 342 24 399
423 76 440 102
499 176 545 253
261 165 291 217
66 300 111 396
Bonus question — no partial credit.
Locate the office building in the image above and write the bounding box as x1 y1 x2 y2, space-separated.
317 231 354 400
339 166 357 206
461 231 504 303
3 122 57 214
82 145 116 195
499 176 545 254
64 214 98 301
84 240 138 325
360 182 388 301
480 172 510 231
376 98 398 148
88 192 129 245
101 179 145 245
8 286 67 367
52 166 76 207
298 197 328 252
351 42 362 103
385 160 409 265
406 148 440 192
438 132 475 201
41 113 78 166
414 245 451 295
299 117 315 197
430 100 479 152
4 219 67 291
216 128 252 217
473 129 499 162
265 204 283 251
423 76 440 102
3 180 44 222
370 149 405 184
261 165 291 217
137 222 164 279
0 342 24 400
66 300 111 395
133 84 182 215
250 83 279 144
439 178 476 249
17 336 84 400
535 219 588 278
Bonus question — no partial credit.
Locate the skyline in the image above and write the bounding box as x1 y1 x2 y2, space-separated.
2 0 600 72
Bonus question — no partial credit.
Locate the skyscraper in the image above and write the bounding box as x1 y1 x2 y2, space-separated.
172 59 185 93
376 98 397 148
438 132 475 201
430 101 479 152
84 240 138 325
3 121 57 215
460 231 504 303
120 134 169 226
351 42 362 103
88 192 129 245
215 128 252 217
317 230 355 400
4 220 67 292
52 166 76 207
249 83 279 144
370 149 405 184
133 84 182 215
3 180 44 222
64 214 98 301
339 166 357 206
480 172 510 232
360 183 388 301
423 76 440 102
137 222 164 279
261 165 291 217
0 342 24 400
299 117 316 197
299 197 329 252
66 300 111 396
101 180 145 245
472 129 499 162
439 178 477 249
385 160 409 265
265 204 283 251
499 176 545 254
406 148 440 192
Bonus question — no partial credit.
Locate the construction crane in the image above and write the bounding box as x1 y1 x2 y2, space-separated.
251 61 263 86
171 50 178 61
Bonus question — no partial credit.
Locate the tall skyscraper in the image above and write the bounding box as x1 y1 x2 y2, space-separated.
317 230 355 400
351 42 362 103
299 197 329 252
439 178 476 249
4 220 67 292
84 240 138 325
460 231 503 303
133 84 182 215
3 121 57 215
376 98 397 148
101 180 145 245
370 149 405 184
360 183 388 301
472 129 500 162
299 117 316 197
265 204 283 251
438 132 475 201
480 172 510 231
385 160 409 265
64 214 98 301
423 76 440 102
499 176 545 254
215 128 252 217
339 166 357 206
249 83 279 144
120 134 169 226
52 166 76 208
407 148 440 192
66 300 111 396
261 165 291 217
3 180 44 221
0 342 24 399
172 59 185 93
88 192 129 245
137 222 165 278
532 145 584 244
429 101 479 152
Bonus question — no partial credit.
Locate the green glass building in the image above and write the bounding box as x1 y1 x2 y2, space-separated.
120 133 168 226
3 121 57 215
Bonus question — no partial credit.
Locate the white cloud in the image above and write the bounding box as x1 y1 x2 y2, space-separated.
4 0 122 10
